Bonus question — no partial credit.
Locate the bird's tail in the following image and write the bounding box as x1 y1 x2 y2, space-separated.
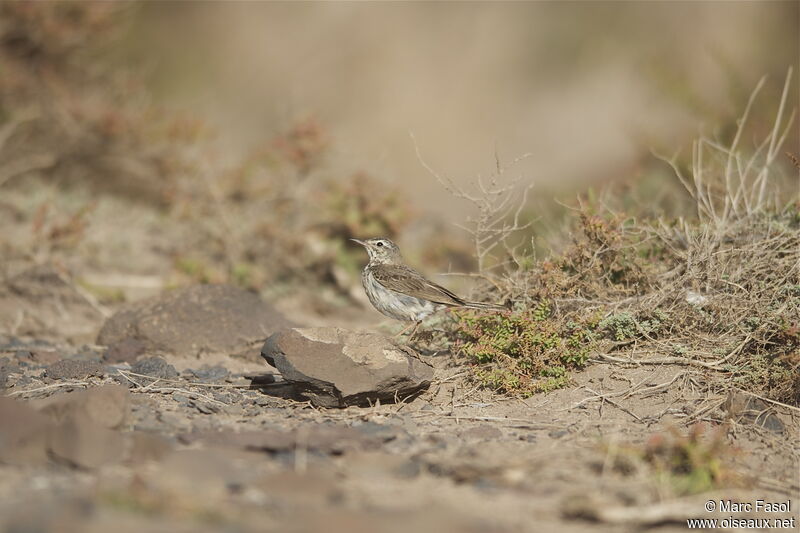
460 300 509 312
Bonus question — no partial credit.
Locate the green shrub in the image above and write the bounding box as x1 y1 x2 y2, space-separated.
453 301 599 395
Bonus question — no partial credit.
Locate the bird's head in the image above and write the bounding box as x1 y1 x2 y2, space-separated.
350 237 402 265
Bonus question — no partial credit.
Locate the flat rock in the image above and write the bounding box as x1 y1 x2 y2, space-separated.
261 327 433 407
97 284 295 360
45 359 104 380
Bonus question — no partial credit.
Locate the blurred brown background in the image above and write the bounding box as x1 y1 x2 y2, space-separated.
124 1 798 210
0 1 797 302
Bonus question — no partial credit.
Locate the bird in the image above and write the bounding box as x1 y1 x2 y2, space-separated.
351 237 507 337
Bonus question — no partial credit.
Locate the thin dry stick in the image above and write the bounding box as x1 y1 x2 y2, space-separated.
411 132 533 274
581 387 643 422
6 381 90 397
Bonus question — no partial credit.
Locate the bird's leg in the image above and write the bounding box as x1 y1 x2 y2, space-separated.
394 321 418 338
407 320 422 339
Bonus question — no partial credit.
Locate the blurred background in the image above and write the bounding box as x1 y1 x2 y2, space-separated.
123 2 798 207
0 1 798 315
0 5 798 532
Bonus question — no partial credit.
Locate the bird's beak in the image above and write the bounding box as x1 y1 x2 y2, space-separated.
350 238 366 246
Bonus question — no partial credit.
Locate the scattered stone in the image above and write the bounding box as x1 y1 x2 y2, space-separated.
172 393 192 406
129 356 178 381
97 284 295 359
186 364 229 383
45 359 104 381
261 327 434 408
194 402 221 414
0 397 51 466
253 395 278 407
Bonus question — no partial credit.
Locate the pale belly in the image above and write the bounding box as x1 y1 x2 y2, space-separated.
362 270 441 322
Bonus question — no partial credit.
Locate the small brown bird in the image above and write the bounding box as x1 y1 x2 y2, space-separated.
351 237 506 336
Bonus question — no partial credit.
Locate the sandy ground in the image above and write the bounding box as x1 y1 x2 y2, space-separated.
0 260 797 533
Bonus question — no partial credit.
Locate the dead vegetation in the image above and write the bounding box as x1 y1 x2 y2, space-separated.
426 71 799 406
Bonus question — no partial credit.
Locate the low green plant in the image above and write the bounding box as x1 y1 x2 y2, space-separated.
453 301 600 395
598 309 669 342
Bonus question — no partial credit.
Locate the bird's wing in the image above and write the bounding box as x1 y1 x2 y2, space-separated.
370 264 466 307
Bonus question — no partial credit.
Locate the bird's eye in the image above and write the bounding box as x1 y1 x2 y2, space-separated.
376 241 384 247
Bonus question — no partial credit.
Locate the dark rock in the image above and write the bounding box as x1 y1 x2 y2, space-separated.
261 327 434 408
103 337 147 363
45 359 104 380
97 284 295 358
130 356 178 380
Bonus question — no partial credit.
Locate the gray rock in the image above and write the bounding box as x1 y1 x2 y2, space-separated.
261 327 433 408
103 337 147 363
45 359 104 380
130 356 178 380
97 284 295 359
